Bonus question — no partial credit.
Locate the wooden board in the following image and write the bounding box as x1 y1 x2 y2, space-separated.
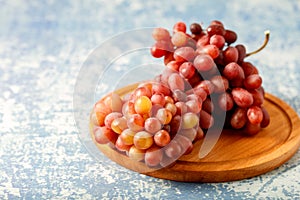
90 85 300 182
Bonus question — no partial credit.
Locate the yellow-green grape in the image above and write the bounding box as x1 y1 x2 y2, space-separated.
128 146 145 161
134 96 152 115
182 112 199 129
120 129 136 145
111 117 128 134
133 131 154 150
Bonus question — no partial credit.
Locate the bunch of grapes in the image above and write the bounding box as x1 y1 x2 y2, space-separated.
91 20 270 168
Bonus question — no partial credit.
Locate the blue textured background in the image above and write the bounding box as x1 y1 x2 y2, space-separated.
1 0 300 199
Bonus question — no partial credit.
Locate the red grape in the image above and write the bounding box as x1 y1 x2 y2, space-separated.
230 107 247 129
232 88 254 108
224 29 237 44
247 106 263 125
193 54 216 72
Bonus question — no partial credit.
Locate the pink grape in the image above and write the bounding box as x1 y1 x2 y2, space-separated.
164 140 182 158
193 54 216 72
171 31 188 47
145 146 163 167
168 73 185 91
104 112 123 129
151 93 166 106
174 46 196 62
152 27 170 41
144 117 162 134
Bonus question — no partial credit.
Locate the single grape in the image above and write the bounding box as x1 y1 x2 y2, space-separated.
166 60 181 72
193 54 216 72
119 129 136 145
236 44 246 63
232 88 254 108
154 129 171 147
182 112 199 129
156 108 173 125
179 62 196 79
242 62 258 77
128 146 145 161
127 113 144 132
164 140 182 158
201 44 220 59
209 34 225 49
144 146 163 167
168 73 185 91
133 86 152 99
152 27 171 41
244 74 262 90
199 110 214 129
111 117 128 134
223 46 239 64
133 131 154 150
249 88 264 106
151 93 166 106
174 46 196 62
218 92 234 111
134 96 152 115
144 117 162 134
260 106 270 128
207 24 225 36
223 62 244 80
171 31 188 47
247 106 263 125
173 21 187 33
230 107 247 129
190 23 202 34
224 29 237 44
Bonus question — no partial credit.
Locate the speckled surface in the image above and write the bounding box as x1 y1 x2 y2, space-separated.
1 0 300 199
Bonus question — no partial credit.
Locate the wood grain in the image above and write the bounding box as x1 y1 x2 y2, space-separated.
90 84 300 182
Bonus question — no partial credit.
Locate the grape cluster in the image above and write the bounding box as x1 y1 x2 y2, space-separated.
150 20 270 135
91 20 270 168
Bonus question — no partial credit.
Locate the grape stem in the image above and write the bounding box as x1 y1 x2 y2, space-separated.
245 30 270 57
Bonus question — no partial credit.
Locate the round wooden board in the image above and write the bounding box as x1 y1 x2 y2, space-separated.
90 85 300 182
